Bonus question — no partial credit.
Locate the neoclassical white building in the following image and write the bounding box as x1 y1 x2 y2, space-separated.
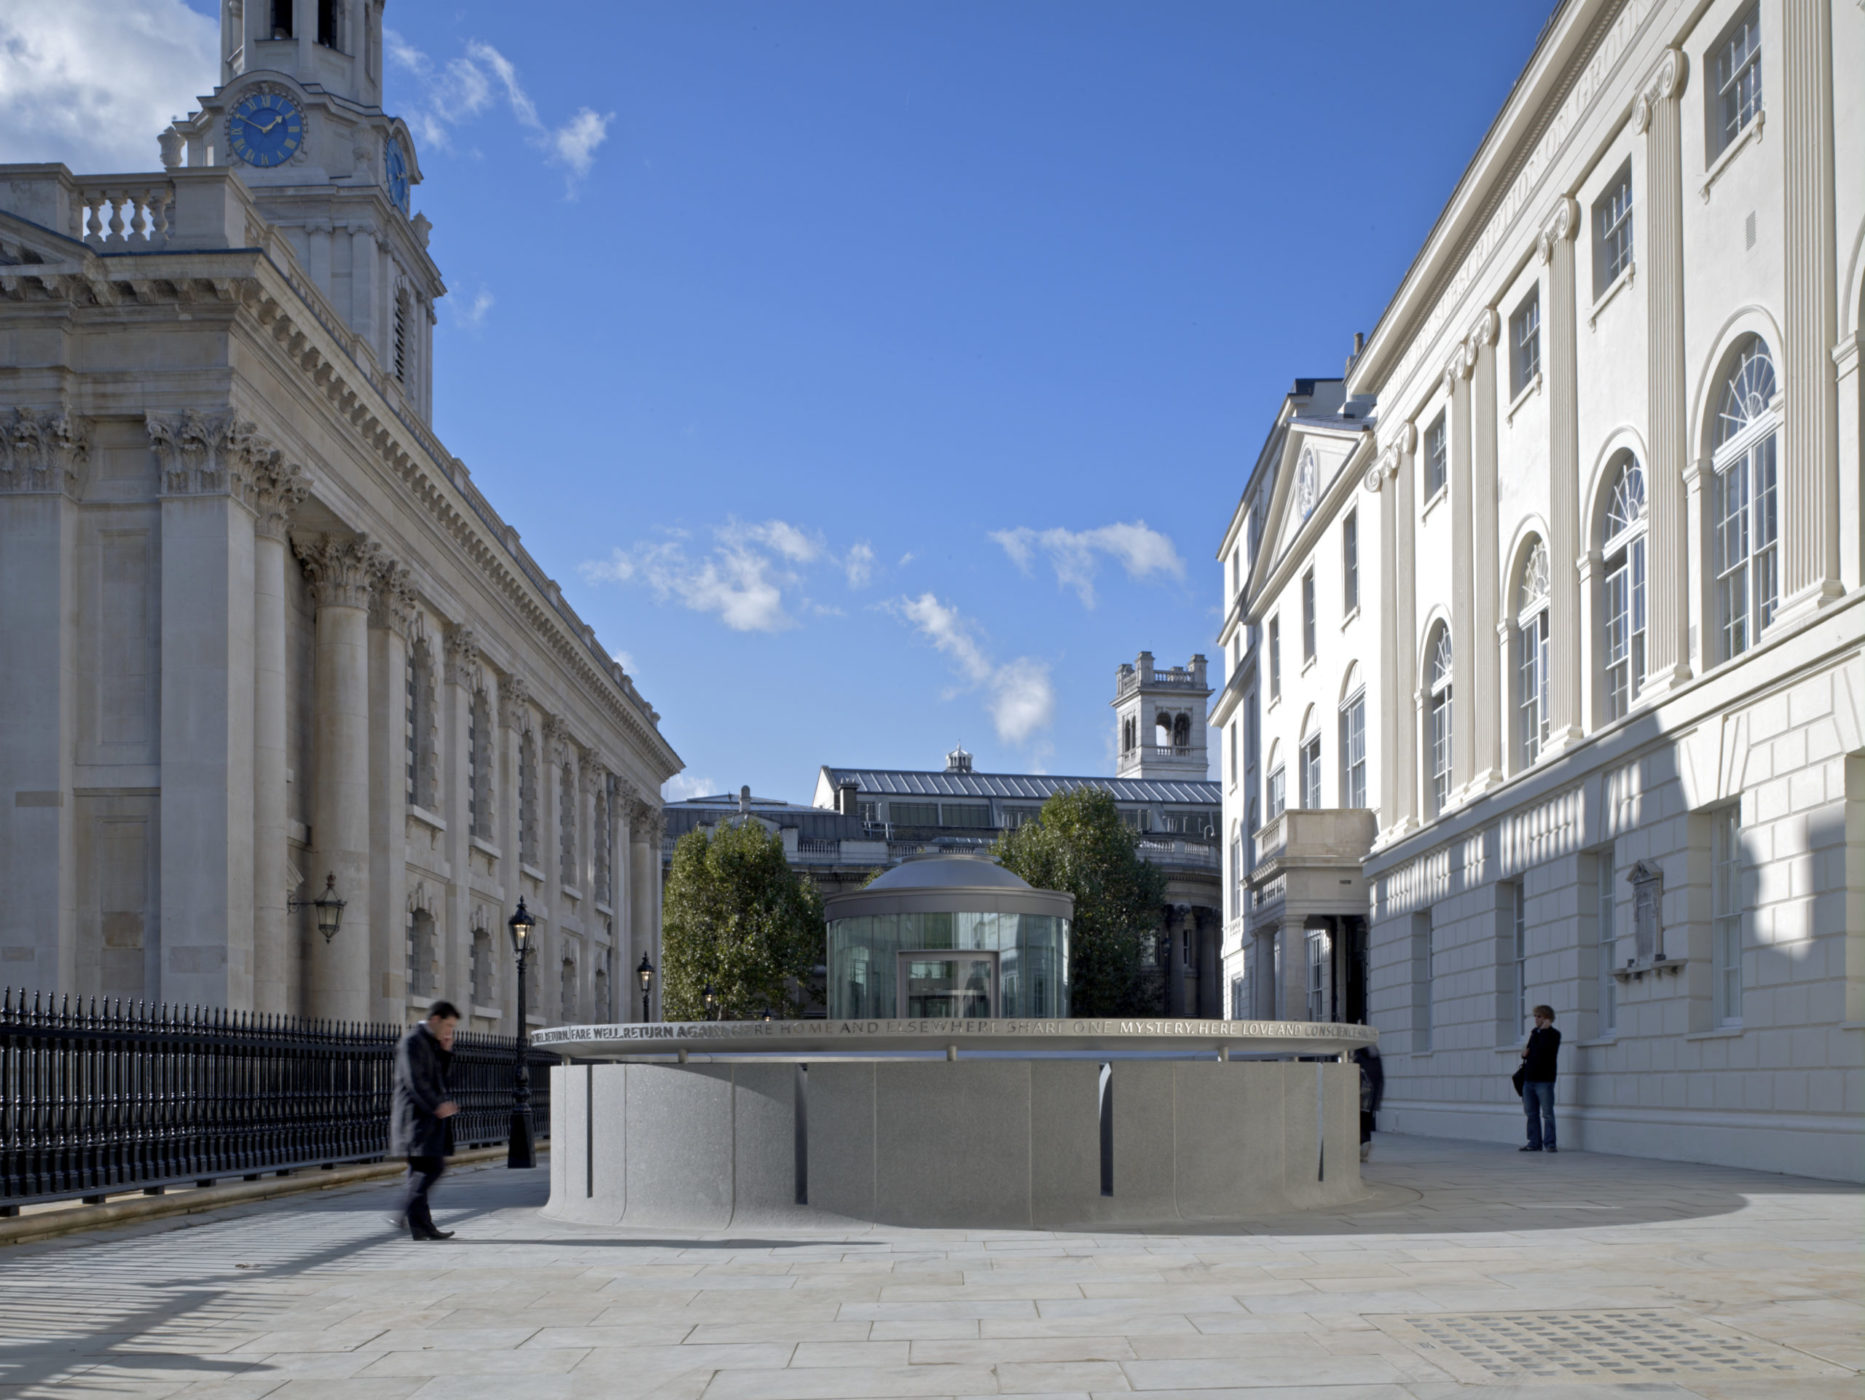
1216 0 1863 1180
0 0 681 1029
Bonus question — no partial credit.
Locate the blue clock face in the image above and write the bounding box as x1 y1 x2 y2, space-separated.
228 92 303 169
386 139 411 215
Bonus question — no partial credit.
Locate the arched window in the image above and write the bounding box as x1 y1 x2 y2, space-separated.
468 686 493 840
560 761 578 888
1601 454 1648 719
593 954 610 1022
1426 625 1454 816
1516 539 1550 766
407 906 435 1001
1299 717 1322 811
1339 682 1367 809
1711 336 1779 659
1172 713 1191 752
470 918 493 1006
405 636 437 810
560 953 578 1022
1265 742 1285 821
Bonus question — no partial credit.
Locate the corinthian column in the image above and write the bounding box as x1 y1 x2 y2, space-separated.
1635 48 1691 693
442 626 480 1014
295 534 377 1022
1777 0 1843 617
366 562 414 1023
251 454 306 1016
1446 355 1476 796
1465 308 1502 791
1539 197 1583 753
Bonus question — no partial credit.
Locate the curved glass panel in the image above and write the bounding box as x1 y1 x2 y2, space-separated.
826 910 1071 1018
1605 455 1646 539
1715 337 1778 448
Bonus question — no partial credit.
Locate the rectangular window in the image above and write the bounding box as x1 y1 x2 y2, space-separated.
1230 975 1247 1020
1429 688 1454 815
1510 286 1541 397
1300 734 1321 811
1411 909 1433 1052
1709 4 1762 160
1301 569 1316 662
1228 719 1238 787
1595 845 1617 1034
1712 806 1743 1025
1339 694 1366 808
1593 162 1634 296
1305 929 1327 1022
1342 509 1359 614
940 803 992 828
1266 766 1285 821
888 802 939 827
1002 806 1040 829
1424 411 1448 499
1268 616 1281 701
1519 611 1549 766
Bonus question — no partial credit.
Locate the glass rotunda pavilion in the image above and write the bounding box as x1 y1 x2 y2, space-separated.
824 854 1073 1019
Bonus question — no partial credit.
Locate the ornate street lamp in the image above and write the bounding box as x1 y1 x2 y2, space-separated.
506 898 537 1169
636 953 654 1023
287 873 346 943
703 984 719 1022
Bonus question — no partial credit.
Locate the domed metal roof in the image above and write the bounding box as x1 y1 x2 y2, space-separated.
863 853 1032 892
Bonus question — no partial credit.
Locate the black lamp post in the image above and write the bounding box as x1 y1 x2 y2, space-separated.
636 953 654 1023
703 984 719 1022
506 898 537 1169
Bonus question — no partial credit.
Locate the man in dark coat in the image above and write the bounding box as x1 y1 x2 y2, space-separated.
1353 1043 1384 1161
1519 1004 1561 1153
391 1000 460 1239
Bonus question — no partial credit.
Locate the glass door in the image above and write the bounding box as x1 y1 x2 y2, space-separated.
897 952 997 1018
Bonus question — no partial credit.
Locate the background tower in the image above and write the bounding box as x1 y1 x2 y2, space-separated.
1113 652 1211 780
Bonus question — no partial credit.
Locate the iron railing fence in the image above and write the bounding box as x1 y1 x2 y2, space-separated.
0 988 553 1214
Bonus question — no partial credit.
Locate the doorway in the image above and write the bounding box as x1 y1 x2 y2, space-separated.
897 951 997 1019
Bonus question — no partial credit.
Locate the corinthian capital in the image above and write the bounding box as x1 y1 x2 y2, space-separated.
251 457 308 541
295 534 379 611
367 557 416 635
149 410 266 501
499 676 531 731
2 408 88 495
443 625 480 686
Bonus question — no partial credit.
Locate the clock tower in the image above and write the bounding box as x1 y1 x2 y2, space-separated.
168 0 444 421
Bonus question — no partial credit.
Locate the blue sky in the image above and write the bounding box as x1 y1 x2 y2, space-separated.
4 0 1553 800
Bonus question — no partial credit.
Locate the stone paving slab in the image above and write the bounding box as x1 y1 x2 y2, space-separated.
0 1135 1857 1399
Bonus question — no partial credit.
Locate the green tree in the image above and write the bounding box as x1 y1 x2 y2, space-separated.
992 787 1166 1016
661 819 825 1020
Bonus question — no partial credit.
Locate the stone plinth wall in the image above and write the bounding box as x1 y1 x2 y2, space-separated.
543 1057 1362 1230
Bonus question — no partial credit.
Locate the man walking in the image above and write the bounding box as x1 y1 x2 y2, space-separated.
1519 1004 1561 1153
391 1000 461 1239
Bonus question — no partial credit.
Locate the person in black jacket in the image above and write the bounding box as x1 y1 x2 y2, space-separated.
391 1001 461 1239
1353 1044 1384 1162
1519 1005 1561 1153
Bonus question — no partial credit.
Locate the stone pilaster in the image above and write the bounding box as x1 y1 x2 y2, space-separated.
1538 197 1584 753
496 674 531 1026
441 626 480 1015
614 778 638 1020
1464 308 1502 791
251 456 306 1016
1391 424 1420 837
365 560 414 1023
1446 354 1476 797
1634 48 1691 693
629 798 662 1020
295 533 377 1022
1776 0 1843 617
155 412 260 1008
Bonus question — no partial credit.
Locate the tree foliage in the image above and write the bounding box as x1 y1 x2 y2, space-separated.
991 787 1166 1016
661 819 825 1020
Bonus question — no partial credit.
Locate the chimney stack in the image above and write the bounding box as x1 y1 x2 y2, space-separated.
837 781 859 817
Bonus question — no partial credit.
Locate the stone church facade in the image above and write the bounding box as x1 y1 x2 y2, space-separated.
0 0 680 1030
1216 0 1863 1179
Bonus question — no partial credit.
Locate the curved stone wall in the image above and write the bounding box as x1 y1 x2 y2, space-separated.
540 1020 1371 1229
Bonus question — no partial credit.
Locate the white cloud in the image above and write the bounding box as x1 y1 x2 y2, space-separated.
891 593 1055 746
844 542 876 589
989 520 1184 608
450 288 495 329
580 517 862 634
662 773 718 803
388 31 612 188
610 649 635 673
0 0 215 172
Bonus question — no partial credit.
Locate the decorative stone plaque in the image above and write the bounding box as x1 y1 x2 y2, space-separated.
1628 860 1663 964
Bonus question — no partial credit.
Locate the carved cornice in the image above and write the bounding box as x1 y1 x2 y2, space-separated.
294 533 379 611
0 408 88 496
499 675 531 731
1632 47 1687 133
367 557 416 636
251 456 308 541
443 625 480 687
1536 195 1580 265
